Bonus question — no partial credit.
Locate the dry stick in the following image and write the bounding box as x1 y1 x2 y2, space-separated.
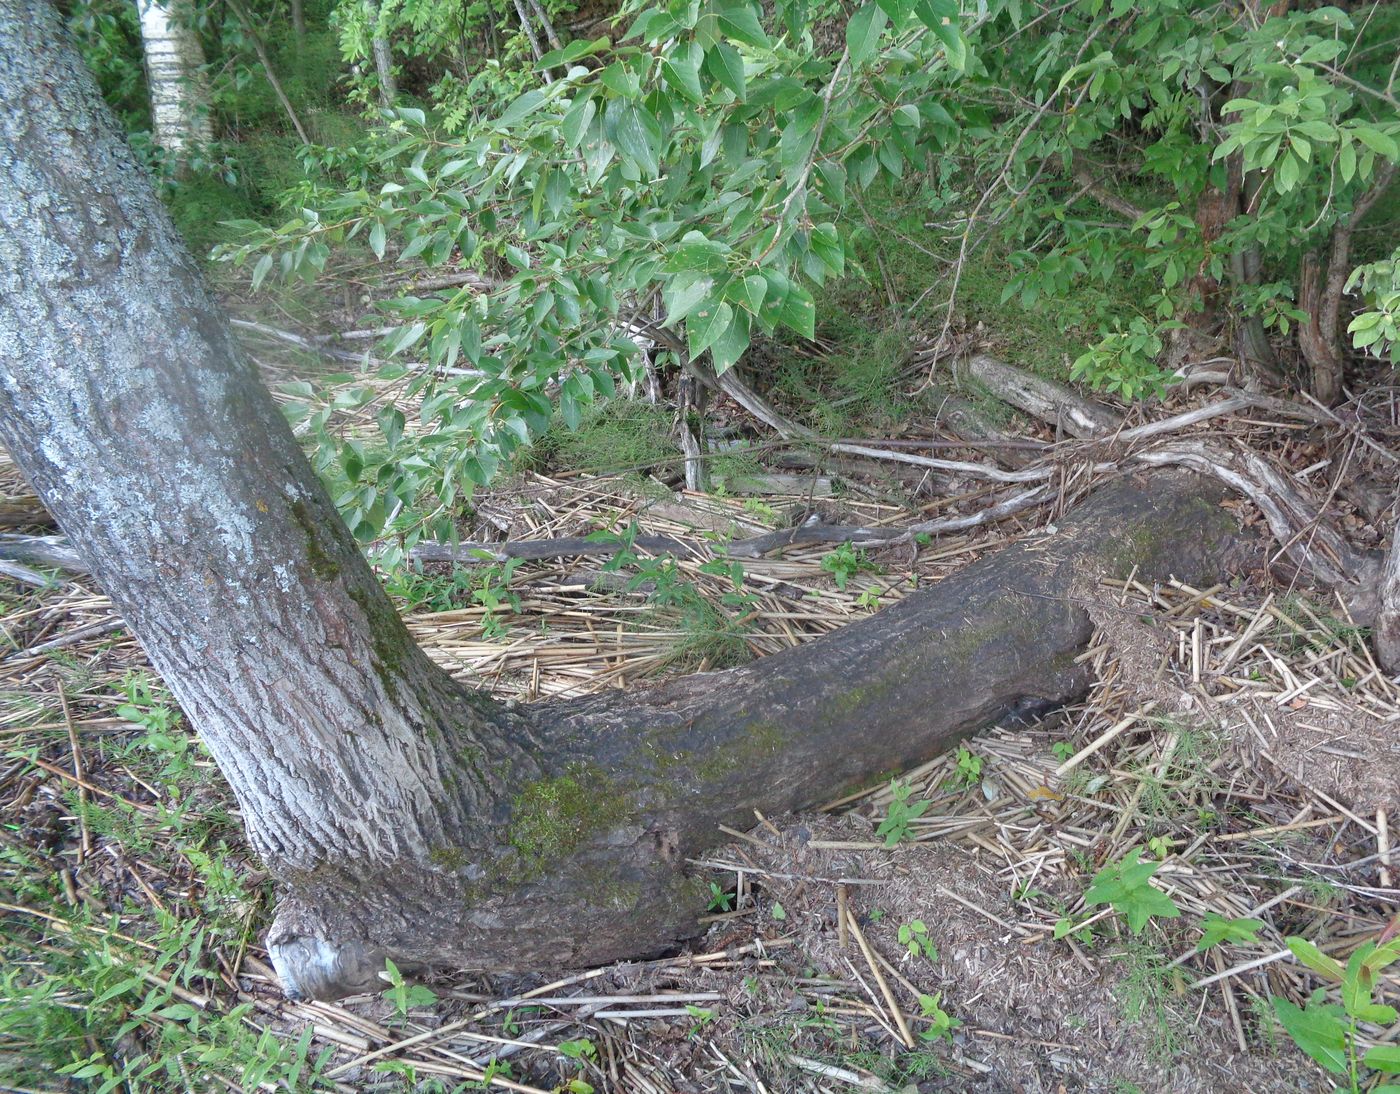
844 907 915 1048
1379 808 1393 891
1191 948 1292 990
57 685 90 862
1053 703 1157 777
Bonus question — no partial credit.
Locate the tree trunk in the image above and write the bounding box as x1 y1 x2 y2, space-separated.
290 0 305 43
363 0 397 107
1377 528 1400 674
136 0 213 159
1299 163 1397 406
0 2 1255 1002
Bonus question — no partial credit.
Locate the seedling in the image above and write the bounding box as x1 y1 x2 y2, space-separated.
875 779 929 847
947 746 982 789
1083 848 1180 934
899 920 938 961
820 541 878 591
706 881 734 912
1271 935 1400 1091
917 992 961 1042
1196 913 1263 953
380 959 436 1016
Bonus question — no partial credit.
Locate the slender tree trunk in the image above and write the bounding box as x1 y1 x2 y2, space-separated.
136 0 213 159
290 0 305 43
1377 527 1400 674
226 0 311 143
362 0 397 107
0 1 1254 1002
512 0 552 81
1300 163 1397 405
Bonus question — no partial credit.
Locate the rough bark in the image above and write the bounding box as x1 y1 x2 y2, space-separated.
1299 164 1397 405
962 354 1122 438
136 0 213 158
1377 530 1400 674
0 3 1256 1003
362 0 398 106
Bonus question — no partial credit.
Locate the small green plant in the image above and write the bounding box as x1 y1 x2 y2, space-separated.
1196 913 1264 953
1051 740 1076 763
706 881 734 912
1270 936 1400 1091
1082 848 1180 934
1069 316 1181 400
820 541 879 591
471 557 522 638
916 992 961 1043
855 585 885 609
380 959 437 1016
875 779 929 847
898 920 938 961
770 901 786 921
946 746 982 789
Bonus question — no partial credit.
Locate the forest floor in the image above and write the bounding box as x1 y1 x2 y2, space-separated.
4 312 1400 1092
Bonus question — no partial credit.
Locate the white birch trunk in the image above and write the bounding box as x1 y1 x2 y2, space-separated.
137 0 213 157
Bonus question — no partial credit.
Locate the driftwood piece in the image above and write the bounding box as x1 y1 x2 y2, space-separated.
963 353 1122 438
0 533 87 572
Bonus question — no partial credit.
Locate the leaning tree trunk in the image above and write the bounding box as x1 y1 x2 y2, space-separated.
0 2 1253 1001
136 0 213 160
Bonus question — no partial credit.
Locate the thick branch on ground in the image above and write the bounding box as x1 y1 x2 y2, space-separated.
962 354 1122 437
271 470 1251 1000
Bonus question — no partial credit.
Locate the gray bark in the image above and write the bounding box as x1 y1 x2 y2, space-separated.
136 0 213 157
363 0 397 107
1377 526 1400 674
1 0 534 999
0 1 1257 1003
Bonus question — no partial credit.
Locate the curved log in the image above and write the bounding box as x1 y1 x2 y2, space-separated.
269 470 1252 999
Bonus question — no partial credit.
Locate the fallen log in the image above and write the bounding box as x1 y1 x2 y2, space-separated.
267 470 1254 999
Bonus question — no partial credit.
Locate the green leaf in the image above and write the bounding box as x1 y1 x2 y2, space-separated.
1353 126 1399 159
561 94 597 150
1365 1044 1400 1074
846 3 889 68
537 35 611 68
912 0 965 69
607 101 661 177
715 1 770 48
368 220 387 260
1271 996 1347 1075
687 300 734 358
662 42 705 103
1285 937 1344 982
737 273 767 314
663 273 716 325
1196 914 1263 953
665 231 731 273
704 42 746 101
774 282 816 339
497 88 548 129
709 306 751 373
809 223 844 276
